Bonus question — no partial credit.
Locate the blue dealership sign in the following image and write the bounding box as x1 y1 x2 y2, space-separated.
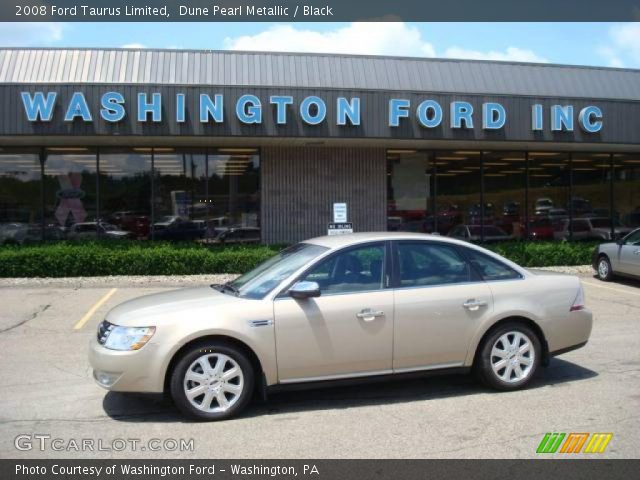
20 90 603 133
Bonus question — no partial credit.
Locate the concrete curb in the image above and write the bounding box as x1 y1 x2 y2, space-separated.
0 266 594 288
0 274 239 289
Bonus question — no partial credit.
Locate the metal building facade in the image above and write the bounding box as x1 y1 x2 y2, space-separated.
0 48 639 244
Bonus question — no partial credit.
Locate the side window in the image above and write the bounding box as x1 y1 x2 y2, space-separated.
397 242 472 287
464 248 522 281
624 230 640 246
301 243 385 294
571 220 589 233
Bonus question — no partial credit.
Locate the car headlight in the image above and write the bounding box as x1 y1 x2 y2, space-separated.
97 320 155 351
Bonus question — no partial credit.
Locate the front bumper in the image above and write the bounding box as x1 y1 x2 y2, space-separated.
591 248 600 271
88 337 165 393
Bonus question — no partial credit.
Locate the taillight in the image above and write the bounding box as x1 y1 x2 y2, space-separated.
570 284 585 311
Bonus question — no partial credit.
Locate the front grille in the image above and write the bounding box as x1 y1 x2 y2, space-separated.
97 320 113 345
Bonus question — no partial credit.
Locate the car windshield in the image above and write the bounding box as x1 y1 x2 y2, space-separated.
228 243 329 299
590 219 611 228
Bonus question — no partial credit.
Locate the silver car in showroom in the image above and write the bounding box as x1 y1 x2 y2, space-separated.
90 233 592 420
592 227 640 281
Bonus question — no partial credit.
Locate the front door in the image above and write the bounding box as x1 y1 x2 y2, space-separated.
274 242 394 382
618 230 640 275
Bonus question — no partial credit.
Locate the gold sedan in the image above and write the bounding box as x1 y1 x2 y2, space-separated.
90 233 592 420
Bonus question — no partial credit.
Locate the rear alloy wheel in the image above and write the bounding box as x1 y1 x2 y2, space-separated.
170 343 254 420
597 256 613 281
476 323 541 390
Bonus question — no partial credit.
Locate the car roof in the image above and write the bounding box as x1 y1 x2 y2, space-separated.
304 232 471 249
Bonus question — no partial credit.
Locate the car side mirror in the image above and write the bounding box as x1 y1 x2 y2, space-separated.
289 281 321 300
616 238 624 246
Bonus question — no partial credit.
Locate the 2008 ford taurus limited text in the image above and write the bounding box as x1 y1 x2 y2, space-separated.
89 233 592 420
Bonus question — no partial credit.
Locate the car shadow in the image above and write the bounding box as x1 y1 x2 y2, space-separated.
610 276 640 288
590 273 640 288
102 357 597 423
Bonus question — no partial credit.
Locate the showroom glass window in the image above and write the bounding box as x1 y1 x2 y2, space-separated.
614 153 640 229
386 150 433 233
43 148 97 233
571 153 613 238
152 148 207 242
207 148 260 234
528 152 570 241
0 149 42 245
99 149 152 239
482 151 526 241
434 151 481 237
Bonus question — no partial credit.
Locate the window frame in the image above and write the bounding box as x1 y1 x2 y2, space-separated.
275 240 392 299
389 240 483 290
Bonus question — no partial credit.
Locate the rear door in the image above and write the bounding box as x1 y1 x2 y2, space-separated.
392 241 493 371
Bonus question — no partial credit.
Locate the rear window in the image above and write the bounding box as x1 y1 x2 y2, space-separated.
464 249 522 281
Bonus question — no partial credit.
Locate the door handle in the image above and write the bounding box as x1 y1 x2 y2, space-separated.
633 249 640 255
356 308 385 322
462 299 488 311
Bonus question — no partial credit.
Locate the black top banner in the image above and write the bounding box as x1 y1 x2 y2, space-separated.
3 0 640 22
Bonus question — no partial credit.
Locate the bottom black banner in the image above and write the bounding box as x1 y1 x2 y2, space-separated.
2 459 639 480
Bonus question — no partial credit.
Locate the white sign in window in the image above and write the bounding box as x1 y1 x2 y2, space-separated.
333 202 347 223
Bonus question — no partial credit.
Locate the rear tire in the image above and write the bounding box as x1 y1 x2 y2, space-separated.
170 342 254 421
596 255 613 281
475 322 541 391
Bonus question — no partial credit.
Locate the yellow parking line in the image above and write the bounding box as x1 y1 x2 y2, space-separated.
582 281 640 297
73 288 118 330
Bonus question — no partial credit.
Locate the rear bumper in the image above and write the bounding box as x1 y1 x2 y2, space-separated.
550 341 588 357
546 308 593 357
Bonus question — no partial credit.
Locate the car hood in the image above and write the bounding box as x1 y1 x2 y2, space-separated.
104 286 240 326
592 227 630 233
598 241 617 249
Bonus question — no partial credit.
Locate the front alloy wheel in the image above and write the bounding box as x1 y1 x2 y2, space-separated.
170 343 254 420
183 353 244 413
597 256 613 281
476 323 541 390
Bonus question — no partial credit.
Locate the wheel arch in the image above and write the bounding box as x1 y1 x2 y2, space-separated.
470 316 550 368
163 334 266 397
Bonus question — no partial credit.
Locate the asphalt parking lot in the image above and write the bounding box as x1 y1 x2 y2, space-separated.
0 274 639 459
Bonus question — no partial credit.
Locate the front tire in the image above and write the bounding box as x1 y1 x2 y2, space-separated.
475 323 541 391
170 342 254 420
596 255 613 281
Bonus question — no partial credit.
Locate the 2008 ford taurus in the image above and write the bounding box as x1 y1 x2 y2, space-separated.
89 233 592 420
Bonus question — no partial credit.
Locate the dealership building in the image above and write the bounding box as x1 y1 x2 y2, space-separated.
0 48 639 244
